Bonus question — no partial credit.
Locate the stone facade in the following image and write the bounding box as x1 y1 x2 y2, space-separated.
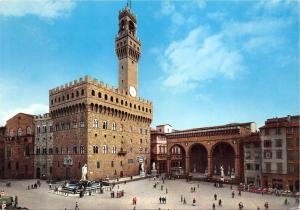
49 6 152 181
150 125 172 174
166 122 256 183
2 113 35 179
0 126 5 179
243 133 262 186
260 115 299 192
34 113 53 179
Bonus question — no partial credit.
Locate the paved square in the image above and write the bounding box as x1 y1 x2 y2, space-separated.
0 178 298 210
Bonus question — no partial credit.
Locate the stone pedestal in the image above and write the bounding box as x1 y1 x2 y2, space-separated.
151 169 157 176
140 171 146 177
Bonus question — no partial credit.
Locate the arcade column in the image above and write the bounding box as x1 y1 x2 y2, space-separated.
235 155 240 180
167 157 171 175
185 156 190 175
208 155 212 177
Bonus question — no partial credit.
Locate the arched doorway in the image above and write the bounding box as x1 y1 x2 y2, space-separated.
189 144 208 173
36 167 41 179
170 144 186 176
212 142 235 177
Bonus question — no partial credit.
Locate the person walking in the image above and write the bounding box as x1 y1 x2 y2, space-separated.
284 198 288 205
214 194 217 200
192 198 196 206
166 188 168 194
212 203 216 210
238 190 241 196
218 199 222 206
75 202 79 210
232 191 235 198
14 196 18 207
159 196 162 204
264 202 269 209
183 197 186 204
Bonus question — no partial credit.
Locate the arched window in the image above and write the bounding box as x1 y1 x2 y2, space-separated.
110 96 113 102
103 121 108 129
98 92 101 98
91 90 95 96
93 145 98 154
112 122 117 131
104 94 108 100
103 145 108 154
80 145 85 154
112 145 116 154
93 119 98 128
17 128 22 137
26 127 31 135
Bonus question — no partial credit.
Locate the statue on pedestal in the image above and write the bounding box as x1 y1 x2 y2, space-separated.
152 162 156 170
141 162 145 172
220 165 224 178
81 164 88 181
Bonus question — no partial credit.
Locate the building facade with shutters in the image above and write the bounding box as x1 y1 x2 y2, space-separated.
243 133 262 186
34 113 53 179
260 115 299 192
150 125 173 174
49 6 152 180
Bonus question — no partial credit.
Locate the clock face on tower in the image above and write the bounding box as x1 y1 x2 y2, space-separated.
129 86 136 97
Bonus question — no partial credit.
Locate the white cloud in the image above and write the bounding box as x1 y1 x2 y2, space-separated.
0 0 75 18
0 103 48 126
207 11 226 21
195 0 206 9
161 27 243 91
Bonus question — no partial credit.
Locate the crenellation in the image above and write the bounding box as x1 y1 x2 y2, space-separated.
93 78 98 85
49 6 152 181
85 75 91 82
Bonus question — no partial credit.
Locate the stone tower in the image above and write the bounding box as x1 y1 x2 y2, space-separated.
115 6 141 98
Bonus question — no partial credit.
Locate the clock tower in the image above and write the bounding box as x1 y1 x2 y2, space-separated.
115 6 141 98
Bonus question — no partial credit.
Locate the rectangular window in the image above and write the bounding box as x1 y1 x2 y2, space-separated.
264 128 269 135
264 140 272 147
245 151 251 159
254 152 260 159
246 163 251 170
275 127 281 135
276 150 282 159
288 164 295 173
277 162 282 173
265 162 271 172
275 139 282 147
255 164 260 171
287 138 293 147
97 161 100 169
24 145 30 157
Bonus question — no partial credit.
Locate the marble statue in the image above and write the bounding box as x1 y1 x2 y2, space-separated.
81 164 88 181
141 162 145 172
152 162 156 170
220 165 224 178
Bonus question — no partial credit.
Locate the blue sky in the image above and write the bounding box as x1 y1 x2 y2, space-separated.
0 0 299 129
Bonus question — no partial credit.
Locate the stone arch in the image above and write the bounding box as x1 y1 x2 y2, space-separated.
211 142 235 176
169 144 186 175
188 143 208 174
